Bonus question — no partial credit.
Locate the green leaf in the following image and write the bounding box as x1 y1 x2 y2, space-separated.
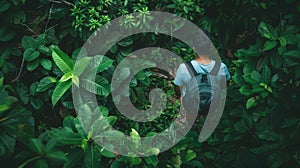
100 148 115 158
48 129 82 145
130 128 140 146
46 151 67 162
0 131 16 154
30 97 43 110
52 80 72 107
250 70 261 82
81 79 110 97
258 22 274 39
72 75 79 87
63 149 83 168
263 41 277 51
74 57 91 76
97 57 114 73
97 130 125 142
234 120 247 134
261 65 271 84
52 47 74 73
29 138 44 154
184 149 197 162
45 138 57 153
257 129 278 141
246 97 258 109
284 50 300 59
37 76 56 92
40 59 52 70
23 48 40 61
16 82 29 104
278 37 287 46
183 6 189 13
59 72 73 82
84 145 101 168
117 38 133 47
0 28 15 42
34 159 48 168
144 156 158 167
22 36 38 49
0 77 3 87
0 1 10 13
98 106 109 117
26 59 40 71
270 55 281 69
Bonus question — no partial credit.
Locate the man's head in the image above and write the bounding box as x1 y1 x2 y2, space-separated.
192 29 211 56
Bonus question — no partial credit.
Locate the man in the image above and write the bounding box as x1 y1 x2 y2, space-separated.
174 30 230 124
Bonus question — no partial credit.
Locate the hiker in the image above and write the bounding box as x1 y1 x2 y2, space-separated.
174 30 230 125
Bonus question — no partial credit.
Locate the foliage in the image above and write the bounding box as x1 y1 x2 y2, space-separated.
0 0 299 167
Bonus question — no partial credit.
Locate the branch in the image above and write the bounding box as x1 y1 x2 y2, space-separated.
11 58 25 83
49 0 74 6
44 3 54 33
20 23 38 36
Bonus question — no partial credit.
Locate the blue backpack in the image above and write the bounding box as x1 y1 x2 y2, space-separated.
182 61 221 115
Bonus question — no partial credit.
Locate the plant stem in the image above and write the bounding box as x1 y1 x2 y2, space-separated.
18 156 41 168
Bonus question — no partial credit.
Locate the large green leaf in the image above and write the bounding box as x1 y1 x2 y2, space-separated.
84 145 101 168
52 47 74 73
81 79 110 97
74 57 91 76
52 80 72 107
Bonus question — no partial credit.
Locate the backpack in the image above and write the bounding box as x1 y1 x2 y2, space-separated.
182 61 221 115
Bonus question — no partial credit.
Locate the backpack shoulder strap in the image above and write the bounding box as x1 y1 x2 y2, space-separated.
210 61 221 76
185 62 198 76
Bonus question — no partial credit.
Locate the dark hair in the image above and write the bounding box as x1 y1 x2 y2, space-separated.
192 29 211 55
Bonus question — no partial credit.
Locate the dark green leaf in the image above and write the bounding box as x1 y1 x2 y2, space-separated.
30 97 44 110
263 41 277 51
0 28 15 42
29 138 44 154
37 76 56 92
46 151 67 162
0 1 10 13
34 159 48 168
284 50 300 59
24 48 40 61
84 145 101 168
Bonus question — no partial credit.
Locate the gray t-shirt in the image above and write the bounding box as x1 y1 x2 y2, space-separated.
174 60 230 97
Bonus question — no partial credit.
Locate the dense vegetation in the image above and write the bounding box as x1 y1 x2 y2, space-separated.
0 0 299 167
